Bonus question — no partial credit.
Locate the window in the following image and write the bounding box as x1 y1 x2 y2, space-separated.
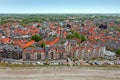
26 53 30 60
37 53 41 60
51 52 54 59
59 53 63 59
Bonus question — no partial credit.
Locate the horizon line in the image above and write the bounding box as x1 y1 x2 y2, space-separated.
0 12 120 14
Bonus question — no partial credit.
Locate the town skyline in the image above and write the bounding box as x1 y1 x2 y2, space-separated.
0 1 120 80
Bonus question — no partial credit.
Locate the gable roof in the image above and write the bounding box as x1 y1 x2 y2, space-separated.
22 40 35 48
46 37 60 46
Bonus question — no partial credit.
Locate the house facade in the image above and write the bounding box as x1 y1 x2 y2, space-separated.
48 47 67 60
22 47 46 60
22 46 67 61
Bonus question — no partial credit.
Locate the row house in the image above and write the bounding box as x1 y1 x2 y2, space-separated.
0 45 22 59
68 41 105 59
48 47 66 60
22 47 46 60
70 46 105 59
22 46 67 61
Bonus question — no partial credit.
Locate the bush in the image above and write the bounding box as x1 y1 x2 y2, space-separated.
31 34 42 42
116 49 120 57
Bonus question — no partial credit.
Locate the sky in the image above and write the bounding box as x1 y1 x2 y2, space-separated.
0 0 120 14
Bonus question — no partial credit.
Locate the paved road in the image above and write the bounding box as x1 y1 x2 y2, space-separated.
0 67 120 80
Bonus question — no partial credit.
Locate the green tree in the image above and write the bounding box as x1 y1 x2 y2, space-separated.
41 42 46 48
31 34 42 42
67 30 87 42
66 34 73 39
73 31 81 39
70 30 74 34
116 49 120 57
73 31 79 37
81 35 87 42
81 23 85 27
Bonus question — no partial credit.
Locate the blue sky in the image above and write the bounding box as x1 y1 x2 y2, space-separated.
0 0 120 13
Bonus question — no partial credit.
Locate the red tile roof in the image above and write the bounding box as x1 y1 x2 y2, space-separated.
46 37 60 46
63 32 67 38
15 29 27 35
56 30 60 34
38 39 46 44
23 48 45 54
22 40 35 48
13 40 27 46
0 38 10 43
